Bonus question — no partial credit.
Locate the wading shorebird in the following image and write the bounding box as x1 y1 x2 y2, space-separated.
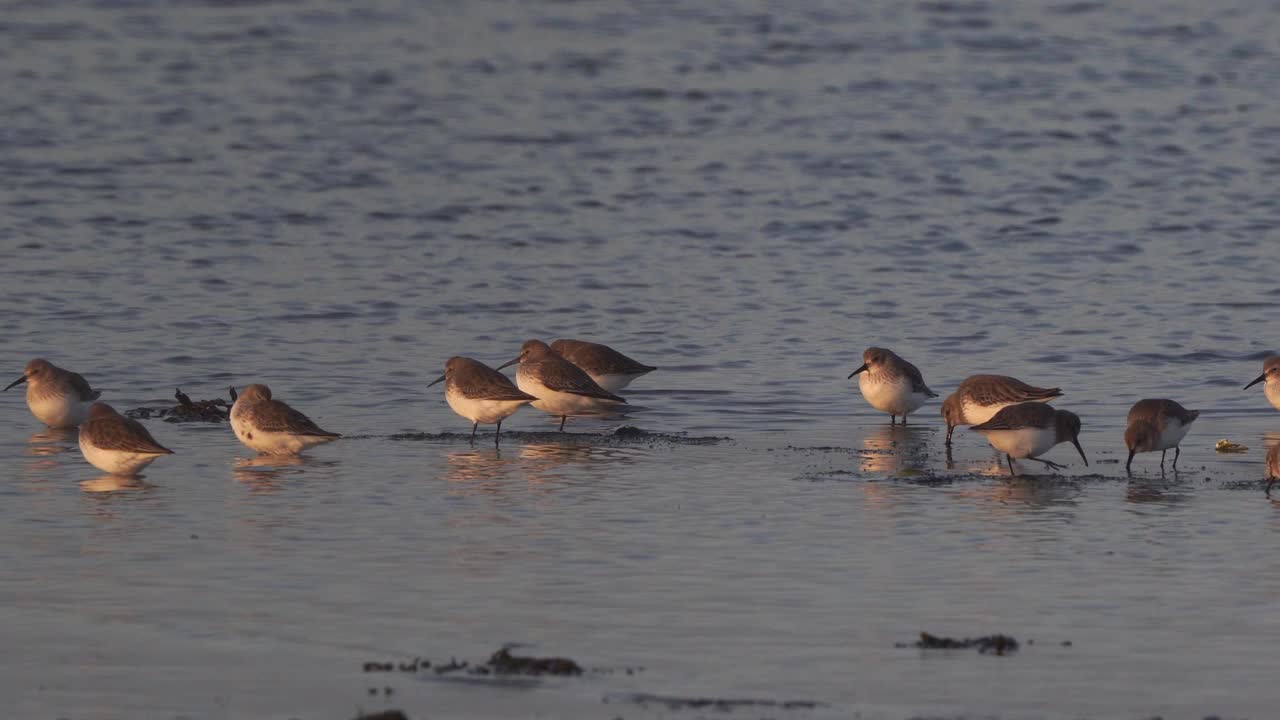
1123 399 1199 474
549 339 657 392
429 356 538 446
941 374 1063 445
230 384 340 455
78 402 173 476
5 358 101 428
497 340 626 431
1243 356 1280 410
970 402 1088 475
848 347 936 424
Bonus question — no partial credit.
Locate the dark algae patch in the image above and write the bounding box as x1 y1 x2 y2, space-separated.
362 646 593 678
352 711 409 720
898 631 1020 655
385 426 729 446
126 387 234 423
605 692 826 711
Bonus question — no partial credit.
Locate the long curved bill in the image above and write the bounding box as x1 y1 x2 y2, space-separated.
496 358 519 371
427 374 446 387
1072 438 1089 466
847 363 868 380
4 375 26 391
1244 373 1267 390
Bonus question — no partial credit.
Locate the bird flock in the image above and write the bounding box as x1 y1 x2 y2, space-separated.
7 343 1280 492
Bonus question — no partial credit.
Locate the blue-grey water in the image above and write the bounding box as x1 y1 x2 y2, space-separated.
3 1 1280 718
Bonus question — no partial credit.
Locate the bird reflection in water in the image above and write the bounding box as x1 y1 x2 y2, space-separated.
81 474 152 494
1124 477 1190 506
442 443 599 496
26 428 77 464
858 424 933 475
232 454 325 492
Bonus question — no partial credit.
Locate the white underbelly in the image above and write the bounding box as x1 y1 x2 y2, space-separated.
858 375 926 416
1265 382 1280 411
960 400 1016 426
445 392 530 424
79 437 164 475
588 372 641 393
517 375 618 416
231 414 334 455
29 392 89 428
978 427 1058 459
1153 420 1191 451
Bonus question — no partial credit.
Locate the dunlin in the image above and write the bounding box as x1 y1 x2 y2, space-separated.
941 375 1062 445
497 340 626 431
970 402 1088 475
1267 443 1280 496
1123 399 1199 474
848 347 937 424
230 384 340 455
78 402 173 475
549 339 657 392
5 358 101 428
1243 356 1280 410
429 356 538 445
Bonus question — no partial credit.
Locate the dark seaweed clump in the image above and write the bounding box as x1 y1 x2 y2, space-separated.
362 647 584 677
898 631 1020 655
125 388 233 423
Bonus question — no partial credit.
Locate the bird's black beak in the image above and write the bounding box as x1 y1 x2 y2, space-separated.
4 375 26 391
496 358 519 371
847 363 868 379
1073 438 1089 466
428 374 446 387
1244 373 1267 390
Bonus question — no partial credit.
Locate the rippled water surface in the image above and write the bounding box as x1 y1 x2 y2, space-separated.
4 1 1280 718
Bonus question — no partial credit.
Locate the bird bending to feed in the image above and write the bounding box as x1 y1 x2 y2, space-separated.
549 339 657 392
1123 399 1199 474
78 402 173 475
497 340 626 431
429 356 538 446
848 347 936 424
1243 356 1280 410
941 374 1062 445
970 402 1088 475
1267 443 1280 496
5 358 101 428
230 384 340 455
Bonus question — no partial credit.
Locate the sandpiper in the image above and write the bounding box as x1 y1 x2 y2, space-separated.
970 402 1088 475
1123 399 1199 474
429 356 538 445
1267 443 1280 496
78 402 173 475
549 339 657 392
848 347 936 424
230 384 340 455
1243 356 1280 410
5 358 101 428
497 340 626 431
941 375 1062 445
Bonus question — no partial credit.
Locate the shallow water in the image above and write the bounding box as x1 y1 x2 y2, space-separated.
3 0 1280 718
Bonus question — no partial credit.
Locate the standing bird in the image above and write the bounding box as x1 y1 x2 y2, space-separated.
970 402 1088 475
230 384 340 455
497 340 626 431
429 356 538 446
1267 443 1280 496
848 347 937 424
1123 399 1199 474
549 339 657 392
941 375 1063 445
78 402 173 475
1243 356 1280 410
5 358 101 428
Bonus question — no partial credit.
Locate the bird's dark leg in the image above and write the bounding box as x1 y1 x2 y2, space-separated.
1173 446 1180 470
891 415 897 425
902 414 908 425
494 419 502 447
1268 477 1276 497
1160 449 1166 470
1007 454 1016 476
470 422 478 444
945 424 954 445
559 415 567 432
1028 457 1066 471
